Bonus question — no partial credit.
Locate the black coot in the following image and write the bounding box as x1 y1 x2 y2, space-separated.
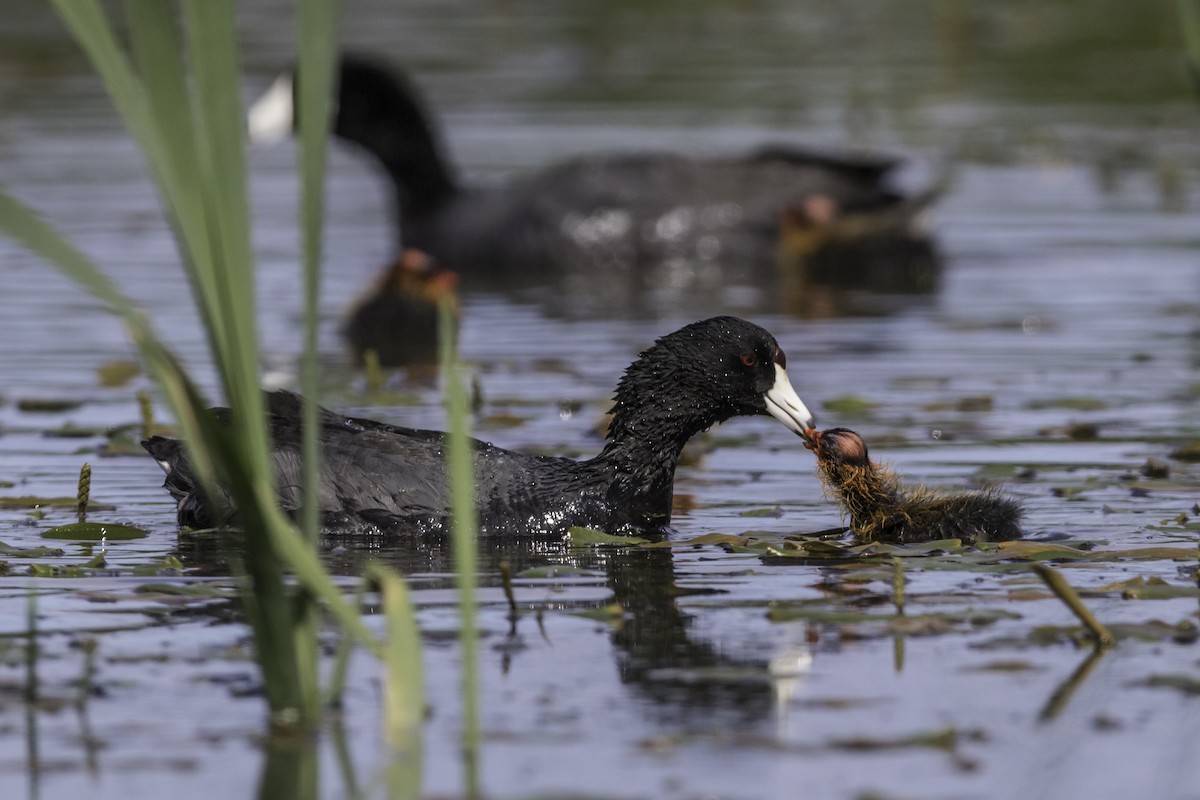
249 54 934 280
145 317 815 536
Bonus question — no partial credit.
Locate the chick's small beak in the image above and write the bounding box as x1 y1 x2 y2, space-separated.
763 363 816 435
800 427 821 451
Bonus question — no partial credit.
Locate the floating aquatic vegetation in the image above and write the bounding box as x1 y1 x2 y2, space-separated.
16 398 84 413
96 359 141 387
821 394 879 416
42 423 101 439
1137 674 1200 696
514 565 602 579
1169 441 1200 461
1025 397 1109 411
566 526 651 546
740 506 784 518
0 541 65 558
41 522 147 541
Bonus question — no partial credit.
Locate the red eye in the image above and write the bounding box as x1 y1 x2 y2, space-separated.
741 353 758 367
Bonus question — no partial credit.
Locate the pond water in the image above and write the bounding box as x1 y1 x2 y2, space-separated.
1 1 1199 798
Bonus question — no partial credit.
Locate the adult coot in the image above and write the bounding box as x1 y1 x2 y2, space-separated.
145 317 815 536
249 54 936 280
805 427 1022 544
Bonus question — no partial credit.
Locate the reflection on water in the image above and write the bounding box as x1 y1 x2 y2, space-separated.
1 0 1199 798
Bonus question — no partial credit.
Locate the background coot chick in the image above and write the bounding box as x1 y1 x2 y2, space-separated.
805 427 1022 545
776 190 943 304
342 248 458 367
249 54 939 280
144 317 815 537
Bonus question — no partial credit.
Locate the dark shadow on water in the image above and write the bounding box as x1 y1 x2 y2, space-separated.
175 530 776 728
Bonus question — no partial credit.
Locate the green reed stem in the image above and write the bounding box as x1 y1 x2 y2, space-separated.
137 390 154 440
364 349 385 397
1178 0 1200 81
1032 564 1116 650
296 0 338 544
76 463 91 524
440 298 481 798
891 556 905 616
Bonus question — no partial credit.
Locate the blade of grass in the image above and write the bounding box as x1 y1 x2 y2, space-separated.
57 0 232 359
366 564 426 747
440 298 480 797
296 0 339 542
367 566 425 800
1178 0 1200 85
0 148 380 718
0 188 215 505
20 0 399 733
292 0 341 719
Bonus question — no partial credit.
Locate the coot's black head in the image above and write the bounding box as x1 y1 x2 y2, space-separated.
249 53 456 214
606 317 815 448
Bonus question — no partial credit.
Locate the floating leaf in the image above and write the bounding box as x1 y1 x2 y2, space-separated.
642 532 747 550
1168 442 1200 462
16 397 84 413
43 423 101 439
566 526 649 546
740 506 783 518
42 522 148 540
570 603 624 622
130 556 184 576
134 582 230 598
994 540 1092 561
963 660 1043 673
1085 576 1159 594
822 394 878 416
0 540 65 558
478 412 527 429
1137 674 1200 696
829 727 981 753
514 565 602 579
96 359 141 387
1025 397 1108 411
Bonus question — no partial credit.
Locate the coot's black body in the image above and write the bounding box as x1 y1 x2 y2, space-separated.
145 317 814 536
250 55 934 281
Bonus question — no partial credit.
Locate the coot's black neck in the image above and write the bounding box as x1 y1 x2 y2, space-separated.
335 60 459 221
594 383 733 527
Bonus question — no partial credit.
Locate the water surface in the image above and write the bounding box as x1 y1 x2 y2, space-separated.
0 2 1198 798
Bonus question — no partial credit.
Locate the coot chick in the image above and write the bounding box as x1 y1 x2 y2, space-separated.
804 428 1022 545
342 249 458 367
144 317 815 537
776 191 942 306
249 54 937 279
